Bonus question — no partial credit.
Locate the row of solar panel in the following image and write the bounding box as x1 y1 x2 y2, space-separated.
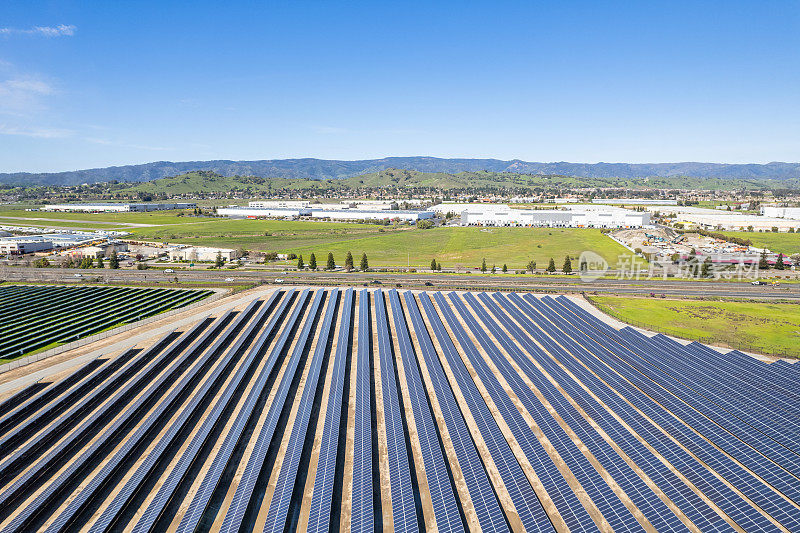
0 288 796 532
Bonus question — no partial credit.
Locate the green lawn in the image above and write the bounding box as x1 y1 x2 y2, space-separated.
721 231 800 255
589 296 800 358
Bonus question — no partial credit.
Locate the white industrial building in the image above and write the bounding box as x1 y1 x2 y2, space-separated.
428 203 511 215
217 207 308 218
168 246 237 262
593 198 678 205
761 206 800 220
42 203 196 212
460 205 650 228
645 205 800 231
0 237 54 255
248 200 310 209
307 209 434 222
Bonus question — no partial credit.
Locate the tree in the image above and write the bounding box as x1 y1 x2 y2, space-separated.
360 253 369 271
526 260 536 273
309 252 317 270
546 258 556 272
345 251 354 271
502 264 508 273
776 253 785 270
215 251 224 268
431 258 438 271
96 256 104 269
327 252 336 270
436 261 441 271
80 256 94 269
562 255 572 274
33 258 50 268
109 249 119 269
491 264 496 274
701 256 713 277
759 249 769 270
297 254 304 269
481 258 487 273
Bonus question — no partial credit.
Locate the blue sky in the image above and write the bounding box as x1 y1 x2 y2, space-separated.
1 1 798 173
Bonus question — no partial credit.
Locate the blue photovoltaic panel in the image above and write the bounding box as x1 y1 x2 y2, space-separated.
262 289 339 533
350 289 374 532
219 289 316 533
307 288 355 533
402 291 508 533
176 290 299 533
373 290 418 532
442 291 596 532
388 290 464 533
419 292 553 533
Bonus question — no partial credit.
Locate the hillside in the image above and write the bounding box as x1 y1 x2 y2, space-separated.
2 157 800 186
117 169 790 197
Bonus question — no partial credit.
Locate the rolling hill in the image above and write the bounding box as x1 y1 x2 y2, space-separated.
2 157 799 186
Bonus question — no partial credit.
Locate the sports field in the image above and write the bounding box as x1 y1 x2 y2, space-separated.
588 295 800 358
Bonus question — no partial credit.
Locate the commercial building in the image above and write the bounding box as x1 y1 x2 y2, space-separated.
0 237 54 255
71 241 129 259
593 198 678 205
645 205 800 231
460 205 650 228
428 203 511 215
168 245 237 262
42 202 196 212
761 206 800 220
248 200 311 209
217 207 308 218
307 209 434 222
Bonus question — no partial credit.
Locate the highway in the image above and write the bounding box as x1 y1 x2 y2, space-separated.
3 266 799 300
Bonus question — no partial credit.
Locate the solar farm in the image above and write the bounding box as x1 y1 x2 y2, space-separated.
0 287 797 532
0 285 214 360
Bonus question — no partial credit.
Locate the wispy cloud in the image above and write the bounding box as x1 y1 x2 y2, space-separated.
0 76 57 116
0 24 76 38
85 137 172 151
0 124 74 138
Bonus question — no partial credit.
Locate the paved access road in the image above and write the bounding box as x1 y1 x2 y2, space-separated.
3 266 799 300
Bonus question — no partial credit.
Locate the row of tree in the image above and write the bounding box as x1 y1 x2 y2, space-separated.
295 252 370 272
479 256 573 274
34 250 121 269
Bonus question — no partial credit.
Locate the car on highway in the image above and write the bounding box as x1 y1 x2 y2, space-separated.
73 273 83 278
225 277 235 282
164 269 175 273
424 281 434 286
274 278 284 283
752 280 767 285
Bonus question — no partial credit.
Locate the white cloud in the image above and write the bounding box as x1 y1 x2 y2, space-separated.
0 124 73 138
0 24 76 38
0 76 56 115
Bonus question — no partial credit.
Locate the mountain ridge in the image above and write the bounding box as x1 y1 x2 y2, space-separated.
2 157 799 186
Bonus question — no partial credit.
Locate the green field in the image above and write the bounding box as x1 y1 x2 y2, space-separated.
589 296 800 358
0 206 635 269
721 231 800 255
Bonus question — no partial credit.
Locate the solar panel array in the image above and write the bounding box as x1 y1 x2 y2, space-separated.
0 287 797 532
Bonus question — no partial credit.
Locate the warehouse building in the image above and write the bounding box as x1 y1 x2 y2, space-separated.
761 206 800 220
168 245 237 262
217 206 309 218
307 208 434 222
593 198 678 205
428 203 511 215
645 205 800 231
461 205 650 228
42 202 196 212
0 237 54 255
248 200 311 209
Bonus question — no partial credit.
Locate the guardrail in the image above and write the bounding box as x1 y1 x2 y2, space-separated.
0 289 224 375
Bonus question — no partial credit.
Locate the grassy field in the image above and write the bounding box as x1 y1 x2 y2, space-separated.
721 231 800 255
589 295 800 358
0 206 636 269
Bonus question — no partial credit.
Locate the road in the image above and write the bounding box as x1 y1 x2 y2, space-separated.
2 266 799 300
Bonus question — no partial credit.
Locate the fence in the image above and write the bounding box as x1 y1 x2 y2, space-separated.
584 297 798 359
0 289 224 375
